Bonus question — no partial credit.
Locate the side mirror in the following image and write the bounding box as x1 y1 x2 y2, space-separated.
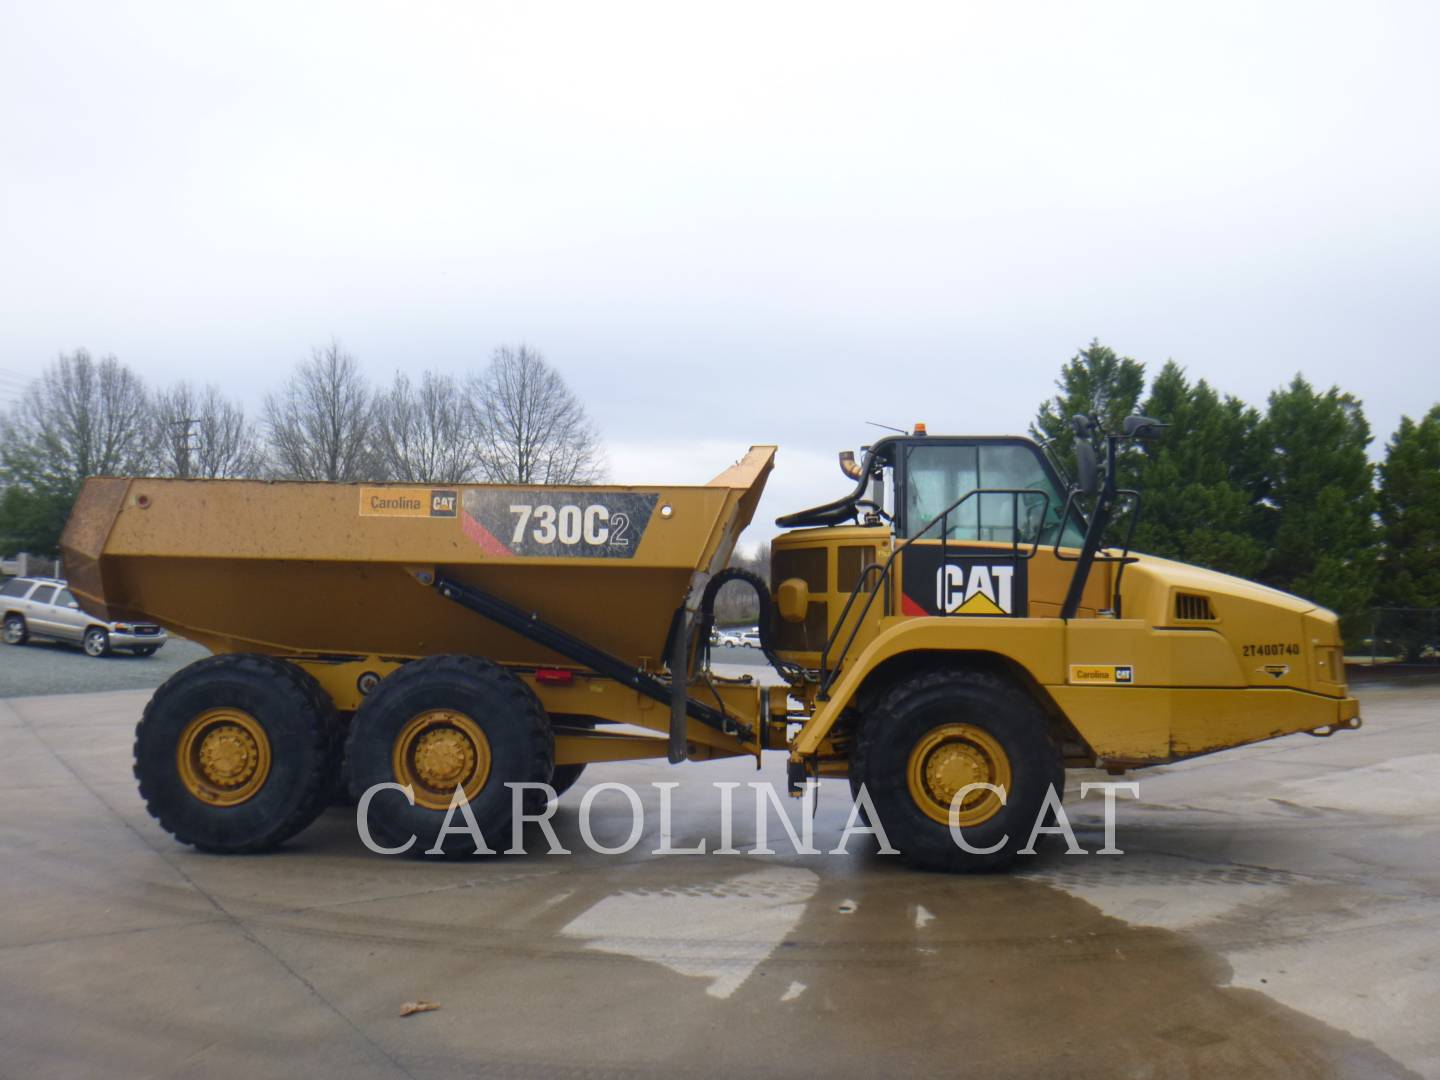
1123 414 1168 439
68 602 79 609
1074 439 1099 496
1069 414 1099 495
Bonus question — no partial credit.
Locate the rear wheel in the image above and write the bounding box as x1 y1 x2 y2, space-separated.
854 668 1063 872
83 626 110 657
550 763 587 798
135 654 338 852
347 655 553 855
2 615 27 645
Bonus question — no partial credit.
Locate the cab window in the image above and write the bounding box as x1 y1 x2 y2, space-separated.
29 584 58 605
902 441 1084 546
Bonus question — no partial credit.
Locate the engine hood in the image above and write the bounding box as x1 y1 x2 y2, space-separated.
1118 551 1346 697
1124 552 1320 617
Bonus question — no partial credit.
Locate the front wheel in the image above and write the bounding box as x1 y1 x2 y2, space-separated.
2 615 27 645
854 668 1063 872
83 627 110 657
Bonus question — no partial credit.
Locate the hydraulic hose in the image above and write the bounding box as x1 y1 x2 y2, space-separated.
695 567 803 681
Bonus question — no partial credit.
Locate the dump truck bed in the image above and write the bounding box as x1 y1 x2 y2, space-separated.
61 447 776 665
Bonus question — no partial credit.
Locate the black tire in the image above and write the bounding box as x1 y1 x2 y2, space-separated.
548 717 594 800
83 626 110 657
846 712 871 825
854 668 1063 872
347 655 553 856
2 614 27 646
550 763 587 798
847 771 870 826
135 654 338 852
132 645 159 657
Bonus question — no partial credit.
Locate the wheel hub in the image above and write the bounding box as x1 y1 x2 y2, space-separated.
199 725 261 787
176 708 272 807
412 728 477 791
923 742 990 810
907 723 1013 828
393 709 492 810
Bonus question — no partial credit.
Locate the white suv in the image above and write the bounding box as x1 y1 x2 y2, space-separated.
0 577 168 658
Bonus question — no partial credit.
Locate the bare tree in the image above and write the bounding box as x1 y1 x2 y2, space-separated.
0 349 154 491
263 340 380 481
374 370 480 483
470 345 604 484
155 382 263 479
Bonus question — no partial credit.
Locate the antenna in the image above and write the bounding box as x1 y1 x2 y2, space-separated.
864 420 907 435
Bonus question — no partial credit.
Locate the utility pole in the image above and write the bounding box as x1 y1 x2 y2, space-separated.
172 417 199 479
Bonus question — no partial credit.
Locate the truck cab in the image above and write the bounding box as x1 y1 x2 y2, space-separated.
769 426 1360 802
772 432 1107 666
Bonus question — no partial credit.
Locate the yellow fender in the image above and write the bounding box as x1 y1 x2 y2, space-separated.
789 616 1067 760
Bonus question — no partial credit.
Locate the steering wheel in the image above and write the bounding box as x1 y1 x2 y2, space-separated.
853 499 893 524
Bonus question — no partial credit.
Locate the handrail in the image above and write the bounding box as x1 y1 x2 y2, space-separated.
1050 490 1139 562
1050 488 1143 615
817 488 1050 699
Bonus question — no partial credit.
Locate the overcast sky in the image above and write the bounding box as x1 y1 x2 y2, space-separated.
2 2 1437 545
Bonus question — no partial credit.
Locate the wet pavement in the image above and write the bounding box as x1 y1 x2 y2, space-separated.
1 683 1436 1078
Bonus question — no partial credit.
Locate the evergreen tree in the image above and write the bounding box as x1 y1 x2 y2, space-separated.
0 484 74 557
1377 405 1440 607
1128 361 1265 577
1256 376 1377 630
1031 339 1146 483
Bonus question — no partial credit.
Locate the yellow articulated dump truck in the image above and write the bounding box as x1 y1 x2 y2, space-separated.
60 415 1360 870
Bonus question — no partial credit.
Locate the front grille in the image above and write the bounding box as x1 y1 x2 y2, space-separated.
132 625 161 636
772 601 830 653
837 545 877 594
771 547 828 594
1175 593 1215 621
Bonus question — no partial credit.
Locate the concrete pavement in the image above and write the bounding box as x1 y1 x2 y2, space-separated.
1 683 1436 1078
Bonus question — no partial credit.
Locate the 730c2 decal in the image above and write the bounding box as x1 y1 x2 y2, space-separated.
506 503 631 548
460 490 660 558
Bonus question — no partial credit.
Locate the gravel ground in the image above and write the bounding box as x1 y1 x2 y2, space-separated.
0 637 211 698
0 639 768 699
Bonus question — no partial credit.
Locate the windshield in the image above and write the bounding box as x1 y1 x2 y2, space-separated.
902 441 1085 546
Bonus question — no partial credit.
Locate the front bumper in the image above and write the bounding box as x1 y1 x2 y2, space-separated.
109 629 168 650
1304 694 1362 738
1328 695 1362 731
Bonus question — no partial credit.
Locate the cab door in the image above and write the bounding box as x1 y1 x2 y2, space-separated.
894 439 1093 619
